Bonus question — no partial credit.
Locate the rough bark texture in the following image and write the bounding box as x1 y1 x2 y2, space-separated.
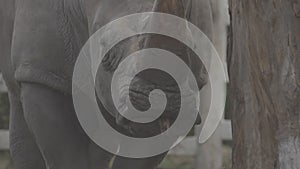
229 0 300 169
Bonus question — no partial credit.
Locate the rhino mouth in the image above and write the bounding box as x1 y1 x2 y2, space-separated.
107 69 181 138
113 68 202 138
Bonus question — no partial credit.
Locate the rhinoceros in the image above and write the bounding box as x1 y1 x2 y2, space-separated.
0 0 214 168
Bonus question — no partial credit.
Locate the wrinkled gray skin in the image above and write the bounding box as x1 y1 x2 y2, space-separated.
0 0 213 169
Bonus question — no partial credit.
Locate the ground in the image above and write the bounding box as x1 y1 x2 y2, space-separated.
0 145 232 169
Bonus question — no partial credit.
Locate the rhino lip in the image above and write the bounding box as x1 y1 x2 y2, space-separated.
125 77 181 113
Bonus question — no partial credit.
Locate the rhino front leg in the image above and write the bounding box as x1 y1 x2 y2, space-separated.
8 89 46 169
20 82 111 169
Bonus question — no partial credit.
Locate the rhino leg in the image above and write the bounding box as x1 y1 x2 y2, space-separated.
20 82 111 169
1 0 47 168
8 87 46 169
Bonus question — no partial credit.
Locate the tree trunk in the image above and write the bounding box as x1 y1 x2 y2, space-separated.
229 0 300 169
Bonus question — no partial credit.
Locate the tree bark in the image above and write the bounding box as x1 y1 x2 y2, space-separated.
229 0 300 169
